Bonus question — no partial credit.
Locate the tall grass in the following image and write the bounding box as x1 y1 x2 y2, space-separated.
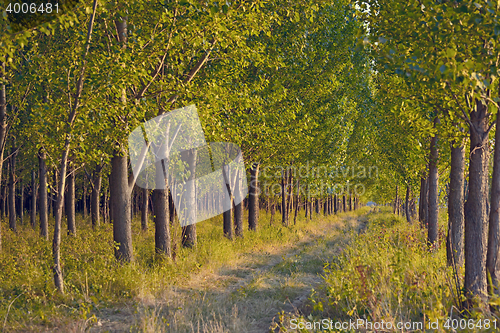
0 208 341 331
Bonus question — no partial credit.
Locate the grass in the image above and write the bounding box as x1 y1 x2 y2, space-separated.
270 207 500 332
0 207 351 332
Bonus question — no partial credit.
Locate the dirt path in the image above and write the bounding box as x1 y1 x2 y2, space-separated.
81 213 367 333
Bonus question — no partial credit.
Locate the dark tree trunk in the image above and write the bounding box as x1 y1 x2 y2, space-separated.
281 169 287 226
153 188 171 256
343 195 346 212
234 200 243 237
316 198 320 215
31 170 36 229
448 142 465 267
248 162 260 231
464 100 490 302
405 184 411 223
91 168 102 229
19 180 23 226
294 179 300 224
394 185 399 215
65 168 76 235
83 180 88 220
141 188 148 231
181 149 197 248
38 149 48 240
349 193 352 212
334 195 338 214
488 114 500 294
111 151 133 262
419 175 428 227
223 199 233 240
8 144 16 232
428 125 439 249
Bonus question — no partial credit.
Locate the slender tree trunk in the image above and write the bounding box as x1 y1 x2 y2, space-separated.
343 195 346 212
38 149 48 240
281 169 287 226
465 100 490 303
248 162 260 231
223 199 233 240
448 142 465 267
181 149 197 248
91 168 102 229
294 179 300 224
141 188 148 231
65 168 76 235
428 126 439 249
8 144 16 232
19 180 23 226
394 185 399 214
83 180 87 220
405 184 411 223
419 175 428 226
31 170 36 229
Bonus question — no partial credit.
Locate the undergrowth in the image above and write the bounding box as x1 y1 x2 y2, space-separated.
277 207 500 332
0 209 341 331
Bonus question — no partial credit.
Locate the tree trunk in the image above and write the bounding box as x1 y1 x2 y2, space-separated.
153 187 171 256
248 162 260 231
281 169 287 226
38 149 48 240
31 170 36 229
428 125 439 249
83 180 88 219
488 114 500 294
294 179 300 224
464 100 490 303
181 149 197 248
111 151 133 261
141 188 148 231
234 200 243 237
405 184 411 223
8 144 16 232
91 168 102 228
65 168 76 235
394 185 399 214
19 180 24 226
448 142 465 267
419 175 428 227
223 200 233 240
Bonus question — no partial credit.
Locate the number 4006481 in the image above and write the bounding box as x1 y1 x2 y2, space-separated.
5 2 59 14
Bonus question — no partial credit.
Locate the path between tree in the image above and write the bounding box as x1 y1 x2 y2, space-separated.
66 213 367 333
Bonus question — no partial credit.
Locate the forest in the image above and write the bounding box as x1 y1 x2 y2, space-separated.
1 0 500 332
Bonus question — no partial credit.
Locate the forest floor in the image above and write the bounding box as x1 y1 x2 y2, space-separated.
57 212 367 333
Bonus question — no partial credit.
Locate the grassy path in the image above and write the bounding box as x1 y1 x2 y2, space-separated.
63 212 367 333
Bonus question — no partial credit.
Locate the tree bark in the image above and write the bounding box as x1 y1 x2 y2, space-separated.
8 144 16 232
488 114 500 294
419 175 428 227
427 120 439 249
65 168 76 235
464 99 490 303
281 169 287 226
141 187 148 231
153 187 171 256
111 151 133 261
38 149 48 240
181 149 197 248
91 167 102 228
248 162 260 231
19 180 24 226
31 170 36 229
405 184 411 223
448 142 465 267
